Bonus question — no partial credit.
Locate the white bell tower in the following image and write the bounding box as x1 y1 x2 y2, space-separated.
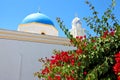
70 16 85 38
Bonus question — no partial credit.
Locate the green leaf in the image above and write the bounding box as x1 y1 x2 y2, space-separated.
116 24 120 36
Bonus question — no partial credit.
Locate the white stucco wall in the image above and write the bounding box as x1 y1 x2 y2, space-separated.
18 22 58 36
0 29 75 80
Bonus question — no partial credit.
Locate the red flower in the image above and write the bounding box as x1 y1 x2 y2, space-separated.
55 75 61 80
115 52 120 57
115 58 120 63
117 76 120 80
91 39 96 42
102 30 109 38
83 71 87 75
76 36 79 39
78 62 81 66
113 63 120 74
48 76 53 80
104 30 109 36
61 51 69 63
50 59 57 65
76 49 83 55
110 28 115 36
84 35 86 39
79 36 83 40
76 36 83 40
110 31 115 36
66 75 75 80
72 70 74 74
70 59 75 66
41 67 49 75
113 51 120 77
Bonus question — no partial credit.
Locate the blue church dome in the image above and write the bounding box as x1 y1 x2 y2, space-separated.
21 13 54 26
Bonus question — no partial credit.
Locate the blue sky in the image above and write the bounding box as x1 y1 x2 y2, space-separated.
0 0 119 37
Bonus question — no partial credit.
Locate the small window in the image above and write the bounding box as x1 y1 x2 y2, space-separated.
41 32 45 35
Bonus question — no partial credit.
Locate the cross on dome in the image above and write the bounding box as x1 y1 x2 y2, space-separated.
38 7 40 13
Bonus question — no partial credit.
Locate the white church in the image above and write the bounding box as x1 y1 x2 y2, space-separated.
0 12 85 80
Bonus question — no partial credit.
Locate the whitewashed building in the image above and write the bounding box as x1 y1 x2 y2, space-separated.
0 12 84 80
70 16 85 37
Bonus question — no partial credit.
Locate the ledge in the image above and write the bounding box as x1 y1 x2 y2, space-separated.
0 29 71 45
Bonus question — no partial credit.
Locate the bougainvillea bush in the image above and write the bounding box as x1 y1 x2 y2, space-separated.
35 0 120 80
